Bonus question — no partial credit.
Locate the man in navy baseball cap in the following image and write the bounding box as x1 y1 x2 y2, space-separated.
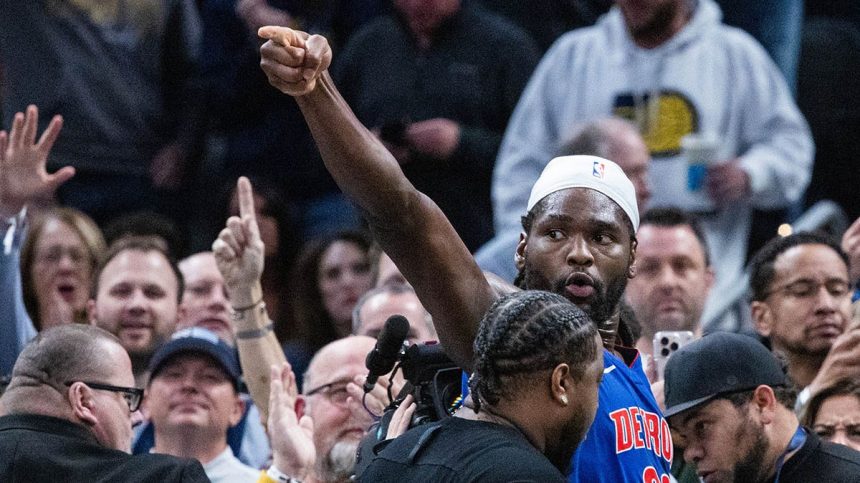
143 327 259 481
148 327 242 390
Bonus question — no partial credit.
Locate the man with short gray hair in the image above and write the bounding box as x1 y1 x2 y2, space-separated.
352 283 436 343
0 324 207 482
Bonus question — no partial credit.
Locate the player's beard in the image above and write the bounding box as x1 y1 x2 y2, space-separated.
520 262 628 328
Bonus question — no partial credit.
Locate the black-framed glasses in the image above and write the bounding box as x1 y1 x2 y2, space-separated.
305 379 352 407
763 278 851 300
65 381 144 412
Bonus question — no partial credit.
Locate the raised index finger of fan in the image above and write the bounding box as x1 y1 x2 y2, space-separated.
237 176 257 223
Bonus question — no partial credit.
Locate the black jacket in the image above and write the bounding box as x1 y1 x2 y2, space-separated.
0 414 209 483
780 429 860 482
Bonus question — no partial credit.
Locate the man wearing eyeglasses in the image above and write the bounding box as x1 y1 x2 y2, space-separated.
0 324 208 482
295 335 378 483
144 327 259 482
750 232 856 397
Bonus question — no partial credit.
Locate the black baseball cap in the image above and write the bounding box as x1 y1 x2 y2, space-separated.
148 327 242 389
663 332 788 418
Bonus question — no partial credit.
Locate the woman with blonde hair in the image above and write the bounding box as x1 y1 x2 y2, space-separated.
20 207 105 330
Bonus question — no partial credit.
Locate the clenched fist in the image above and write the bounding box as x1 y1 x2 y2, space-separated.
259 26 331 96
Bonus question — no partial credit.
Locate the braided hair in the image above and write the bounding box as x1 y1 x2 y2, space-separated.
469 290 599 413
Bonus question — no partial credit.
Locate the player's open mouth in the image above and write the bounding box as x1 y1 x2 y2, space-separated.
565 273 595 298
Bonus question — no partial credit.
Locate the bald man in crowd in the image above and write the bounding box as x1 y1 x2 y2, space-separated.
176 252 233 344
352 283 436 344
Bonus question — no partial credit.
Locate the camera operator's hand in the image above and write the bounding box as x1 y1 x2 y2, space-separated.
385 394 416 440
268 362 315 480
347 373 399 418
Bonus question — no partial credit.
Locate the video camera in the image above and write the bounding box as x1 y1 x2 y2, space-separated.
353 315 461 476
392 342 463 425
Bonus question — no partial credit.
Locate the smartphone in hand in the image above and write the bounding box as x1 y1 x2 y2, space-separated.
652 331 695 381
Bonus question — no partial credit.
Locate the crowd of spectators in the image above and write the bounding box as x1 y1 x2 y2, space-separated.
2 1 860 482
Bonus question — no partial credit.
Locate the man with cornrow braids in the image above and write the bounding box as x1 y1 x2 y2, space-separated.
258 26 672 482
361 291 604 481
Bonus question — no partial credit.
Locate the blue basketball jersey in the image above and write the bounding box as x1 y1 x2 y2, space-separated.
569 348 673 483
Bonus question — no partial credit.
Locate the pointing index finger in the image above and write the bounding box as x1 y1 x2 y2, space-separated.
258 25 307 48
237 176 257 224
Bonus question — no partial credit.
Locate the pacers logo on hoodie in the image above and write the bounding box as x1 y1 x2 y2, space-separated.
613 90 698 157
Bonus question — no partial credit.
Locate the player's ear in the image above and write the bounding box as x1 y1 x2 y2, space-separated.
515 233 527 271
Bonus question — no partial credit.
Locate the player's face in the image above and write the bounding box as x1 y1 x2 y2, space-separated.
517 189 635 324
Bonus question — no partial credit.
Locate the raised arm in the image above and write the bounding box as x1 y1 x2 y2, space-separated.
0 105 74 376
212 177 287 420
0 106 74 218
258 27 495 370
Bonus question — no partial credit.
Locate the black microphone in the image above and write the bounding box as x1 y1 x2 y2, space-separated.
364 315 409 393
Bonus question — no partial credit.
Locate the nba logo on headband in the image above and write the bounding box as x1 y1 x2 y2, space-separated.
527 155 640 231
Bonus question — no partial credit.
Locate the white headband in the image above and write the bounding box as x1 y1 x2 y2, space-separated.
527 155 639 231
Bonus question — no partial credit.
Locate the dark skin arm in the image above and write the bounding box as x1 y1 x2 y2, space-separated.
258 27 494 370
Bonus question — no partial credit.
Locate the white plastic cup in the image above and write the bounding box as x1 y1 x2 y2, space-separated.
681 133 720 191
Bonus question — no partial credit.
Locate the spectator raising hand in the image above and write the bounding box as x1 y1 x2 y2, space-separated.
807 330 860 403
841 217 860 288
0 105 74 217
0 104 75 379
213 177 265 308
213 176 288 421
268 362 315 481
